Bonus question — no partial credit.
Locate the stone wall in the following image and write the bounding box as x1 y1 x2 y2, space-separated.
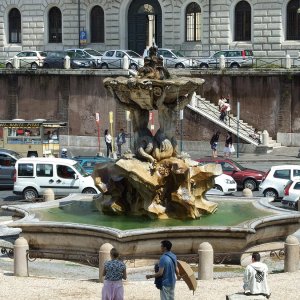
0 69 299 146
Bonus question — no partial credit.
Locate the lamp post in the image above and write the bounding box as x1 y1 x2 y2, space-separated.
236 102 240 158
77 0 81 48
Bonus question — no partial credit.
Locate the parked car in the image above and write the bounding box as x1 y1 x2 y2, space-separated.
13 157 100 200
259 165 300 199
43 51 67 69
72 155 114 174
66 48 100 68
100 50 144 70
196 49 254 69
6 50 47 69
0 148 22 188
281 179 300 209
197 158 265 191
83 48 103 62
211 173 237 194
157 48 195 68
65 49 97 68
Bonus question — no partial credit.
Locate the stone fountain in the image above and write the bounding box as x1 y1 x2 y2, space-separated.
93 45 221 219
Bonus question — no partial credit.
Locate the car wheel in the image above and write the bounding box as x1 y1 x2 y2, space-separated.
101 63 108 69
82 187 97 194
129 63 138 71
6 63 13 69
243 179 257 191
200 63 209 69
214 184 223 192
23 188 38 201
230 63 240 69
31 62 38 70
175 63 185 68
263 189 278 199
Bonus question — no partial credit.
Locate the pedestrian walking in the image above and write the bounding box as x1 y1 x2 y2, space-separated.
146 240 180 300
102 248 127 300
116 128 126 157
210 131 220 158
104 129 112 158
243 252 271 299
223 132 234 158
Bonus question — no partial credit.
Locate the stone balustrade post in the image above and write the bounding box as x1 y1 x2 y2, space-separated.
262 130 269 146
219 55 225 70
43 188 55 201
284 235 300 272
123 55 129 70
13 56 20 69
64 55 70 69
14 237 29 277
285 54 291 69
198 242 214 280
99 243 114 283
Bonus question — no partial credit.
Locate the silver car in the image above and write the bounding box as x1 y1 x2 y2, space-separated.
157 48 195 68
100 50 144 70
197 49 254 69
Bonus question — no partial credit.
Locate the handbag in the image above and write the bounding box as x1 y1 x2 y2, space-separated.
154 253 176 290
230 144 235 153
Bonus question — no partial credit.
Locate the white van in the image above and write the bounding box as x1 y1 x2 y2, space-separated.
13 157 100 200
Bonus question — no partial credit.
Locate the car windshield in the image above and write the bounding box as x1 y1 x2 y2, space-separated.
125 50 141 58
72 162 89 177
85 49 102 56
171 50 185 57
229 159 246 170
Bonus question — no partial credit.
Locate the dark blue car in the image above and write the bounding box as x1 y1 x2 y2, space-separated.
72 156 114 174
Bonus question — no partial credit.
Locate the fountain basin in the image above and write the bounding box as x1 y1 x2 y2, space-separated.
2 194 300 261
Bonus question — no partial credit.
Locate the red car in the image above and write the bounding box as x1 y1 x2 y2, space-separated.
196 158 265 191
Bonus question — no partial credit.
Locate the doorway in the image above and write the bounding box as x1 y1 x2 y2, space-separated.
128 0 162 55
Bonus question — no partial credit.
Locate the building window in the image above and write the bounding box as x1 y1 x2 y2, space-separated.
185 2 201 41
9 8 21 43
49 7 62 43
90 6 104 43
234 1 251 41
287 0 300 40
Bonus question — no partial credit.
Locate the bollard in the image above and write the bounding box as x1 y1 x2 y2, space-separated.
242 188 253 197
198 242 214 280
261 130 269 146
99 243 114 282
13 56 20 69
123 55 129 70
64 55 71 69
219 55 225 70
14 237 29 277
284 235 299 273
285 54 291 69
43 188 55 201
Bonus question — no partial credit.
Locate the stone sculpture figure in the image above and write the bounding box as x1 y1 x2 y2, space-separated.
94 46 220 219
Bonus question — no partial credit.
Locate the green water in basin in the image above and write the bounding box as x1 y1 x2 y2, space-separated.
35 200 273 230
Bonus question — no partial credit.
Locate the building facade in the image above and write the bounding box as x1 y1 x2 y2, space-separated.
1 0 300 60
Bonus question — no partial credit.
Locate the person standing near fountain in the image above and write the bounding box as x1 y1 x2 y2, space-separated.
116 128 126 157
146 240 179 300
243 252 271 299
210 131 220 158
104 129 112 158
102 248 127 300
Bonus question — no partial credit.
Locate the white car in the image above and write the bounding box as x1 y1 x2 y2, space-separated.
259 165 300 199
281 180 300 209
6 50 47 69
100 50 144 70
208 173 237 195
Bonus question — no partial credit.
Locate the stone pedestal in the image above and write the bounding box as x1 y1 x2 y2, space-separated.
14 237 29 277
198 242 213 280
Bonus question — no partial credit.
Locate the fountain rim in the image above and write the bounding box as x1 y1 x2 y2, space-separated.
3 194 300 238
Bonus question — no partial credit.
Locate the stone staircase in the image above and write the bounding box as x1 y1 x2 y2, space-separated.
188 95 281 150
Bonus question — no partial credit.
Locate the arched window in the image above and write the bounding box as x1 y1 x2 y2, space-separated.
49 7 62 43
90 6 104 43
234 1 251 41
9 8 21 43
287 0 300 40
185 2 201 41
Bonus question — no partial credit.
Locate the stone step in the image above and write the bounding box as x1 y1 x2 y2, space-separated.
226 293 269 300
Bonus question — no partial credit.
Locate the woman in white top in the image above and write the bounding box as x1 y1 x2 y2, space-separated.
104 129 112 157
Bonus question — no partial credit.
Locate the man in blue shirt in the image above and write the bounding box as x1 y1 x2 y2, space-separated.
146 240 179 300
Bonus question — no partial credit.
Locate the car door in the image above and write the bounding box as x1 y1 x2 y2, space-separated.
272 169 291 197
158 50 174 68
55 164 80 195
219 161 242 184
209 51 226 68
115 51 125 68
102 51 116 68
16 52 28 68
0 154 16 187
35 163 57 194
